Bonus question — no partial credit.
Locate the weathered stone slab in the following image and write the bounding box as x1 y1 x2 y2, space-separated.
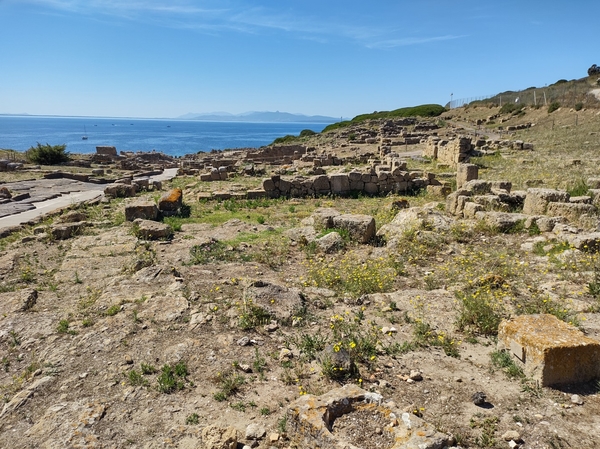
132 219 173 240
50 221 89 240
498 314 600 386
546 202 596 222
475 211 528 233
104 183 136 198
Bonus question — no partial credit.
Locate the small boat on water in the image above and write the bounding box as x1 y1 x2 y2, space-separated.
82 126 88 140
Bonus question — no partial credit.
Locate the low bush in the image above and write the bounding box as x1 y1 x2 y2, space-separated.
548 101 561 113
499 103 523 115
25 143 70 165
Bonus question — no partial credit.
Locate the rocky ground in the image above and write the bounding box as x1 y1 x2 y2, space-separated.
1 105 600 449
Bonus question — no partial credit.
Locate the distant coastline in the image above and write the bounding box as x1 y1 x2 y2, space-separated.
0 111 347 124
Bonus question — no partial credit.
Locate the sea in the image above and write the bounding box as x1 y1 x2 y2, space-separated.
0 115 332 157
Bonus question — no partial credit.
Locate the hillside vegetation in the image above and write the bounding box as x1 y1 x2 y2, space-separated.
322 104 445 132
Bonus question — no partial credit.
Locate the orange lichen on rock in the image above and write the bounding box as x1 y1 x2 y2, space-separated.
498 314 600 386
158 188 183 213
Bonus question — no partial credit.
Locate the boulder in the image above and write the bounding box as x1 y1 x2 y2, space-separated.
245 423 266 440
329 173 350 194
378 206 452 243
302 208 340 229
245 281 305 321
456 163 478 189
315 231 344 253
158 188 183 215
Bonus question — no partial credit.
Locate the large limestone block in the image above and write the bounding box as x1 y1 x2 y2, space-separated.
329 173 350 194
312 174 331 193
456 163 478 188
498 314 600 386
546 202 596 223
523 188 570 215
332 214 376 244
463 179 492 194
125 200 158 221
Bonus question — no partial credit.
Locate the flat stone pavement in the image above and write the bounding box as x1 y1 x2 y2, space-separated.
0 168 179 232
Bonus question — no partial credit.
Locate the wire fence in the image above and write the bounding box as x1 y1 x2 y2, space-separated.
449 78 599 109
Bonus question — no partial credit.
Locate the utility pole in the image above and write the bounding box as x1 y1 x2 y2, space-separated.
450 93 453 109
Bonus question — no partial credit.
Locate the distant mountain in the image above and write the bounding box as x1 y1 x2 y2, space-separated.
178 111 343 123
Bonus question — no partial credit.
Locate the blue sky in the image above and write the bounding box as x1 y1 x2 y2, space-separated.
1 0 598 119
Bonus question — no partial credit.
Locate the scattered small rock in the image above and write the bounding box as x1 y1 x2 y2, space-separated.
245 423 266 440
502 430 522 442
237 336 250 346
409 370 423 381
571 394 584 405
471 391 487 405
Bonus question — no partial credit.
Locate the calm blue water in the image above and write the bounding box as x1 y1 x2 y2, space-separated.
0 116 330 157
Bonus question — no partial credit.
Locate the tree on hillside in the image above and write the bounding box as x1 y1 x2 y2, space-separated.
25 143 70 165
588 64 600 76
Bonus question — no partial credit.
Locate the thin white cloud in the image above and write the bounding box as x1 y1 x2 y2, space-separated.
13 1 463 49
368 35 466 49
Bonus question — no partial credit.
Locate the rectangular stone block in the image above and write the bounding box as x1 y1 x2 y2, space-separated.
498 314 600 386
246 189 267 199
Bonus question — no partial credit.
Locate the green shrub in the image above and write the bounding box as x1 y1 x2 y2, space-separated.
567 178 589 197
127 369 149 386
299 129 316 137
25 143 70 165
490 350 524 379
271 134 297 145
499 103 523 115
186 413 199 425
548 101 561 113
157 363 187 393
575 102 584 111
213 371 245 401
